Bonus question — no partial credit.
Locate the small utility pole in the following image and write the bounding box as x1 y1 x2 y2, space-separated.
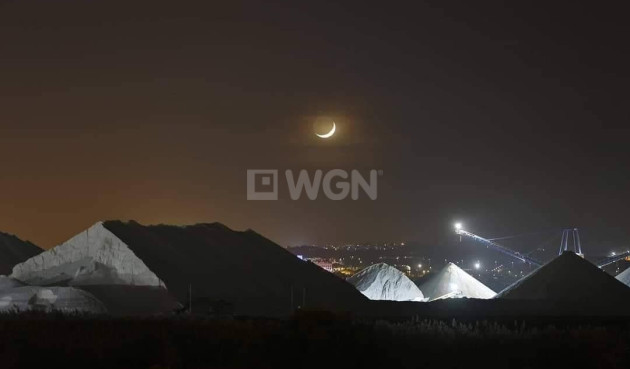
189 284 192 314
290 284 294 312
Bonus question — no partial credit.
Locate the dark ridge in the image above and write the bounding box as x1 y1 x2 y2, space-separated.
102 220 366 317
495 251 630 312
0 231 43 275
195 222 233 231
124 220 232 231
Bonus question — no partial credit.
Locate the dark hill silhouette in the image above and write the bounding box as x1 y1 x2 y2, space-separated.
102 221 367 316
495 251 630 313
0 231 42 275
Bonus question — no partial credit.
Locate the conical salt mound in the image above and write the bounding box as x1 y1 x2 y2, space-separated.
347 263 424 301
615 267 630 287
12 221 367 316
419 262 495 301
497 251 630 302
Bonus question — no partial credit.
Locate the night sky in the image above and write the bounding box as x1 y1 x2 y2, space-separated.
1 1 628 253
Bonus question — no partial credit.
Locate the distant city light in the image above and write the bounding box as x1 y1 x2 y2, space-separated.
474 261 481 270
418 264 422 269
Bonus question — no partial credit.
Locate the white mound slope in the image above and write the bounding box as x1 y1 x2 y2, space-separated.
11 222 164 288
347 263 425 301
616 267 630 287
0 286 107 313
419 262 495 301
0 275 26 290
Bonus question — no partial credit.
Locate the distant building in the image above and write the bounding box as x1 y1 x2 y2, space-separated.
309 258 333 272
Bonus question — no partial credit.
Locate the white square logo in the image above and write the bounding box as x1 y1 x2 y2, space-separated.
247 170 278 200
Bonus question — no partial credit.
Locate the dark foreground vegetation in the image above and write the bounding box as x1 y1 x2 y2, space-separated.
1 311 629 369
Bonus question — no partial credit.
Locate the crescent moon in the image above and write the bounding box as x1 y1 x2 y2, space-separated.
316 122 336 138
